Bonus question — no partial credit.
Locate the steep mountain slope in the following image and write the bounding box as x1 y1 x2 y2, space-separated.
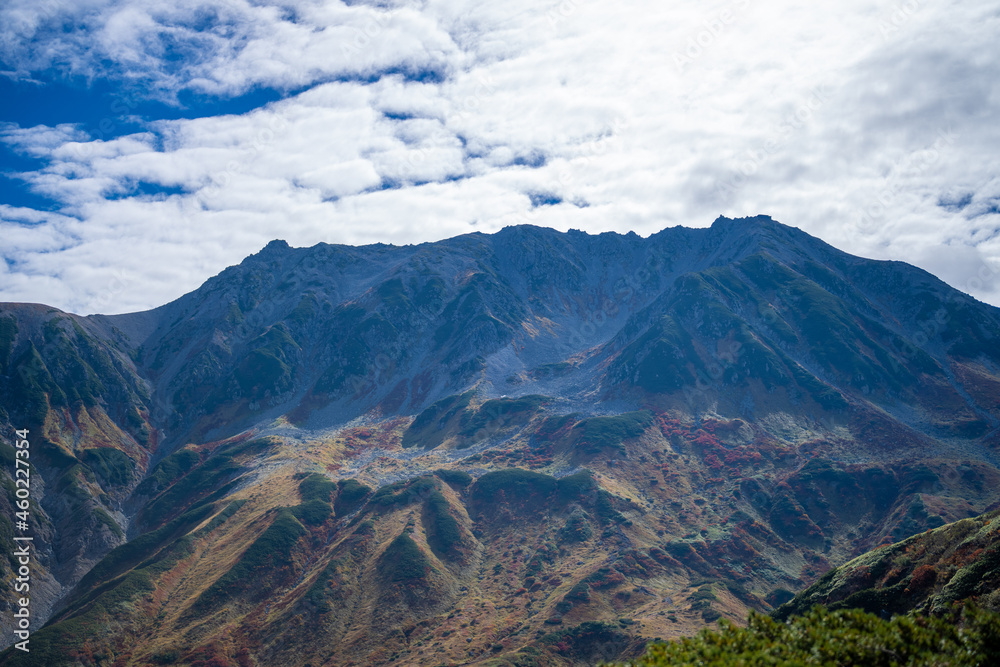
2 216 1000 664
614 509 1000 666
0 305 155 626
774 507 1000 620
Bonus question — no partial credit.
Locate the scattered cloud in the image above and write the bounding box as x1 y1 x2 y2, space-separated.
1 0 999 313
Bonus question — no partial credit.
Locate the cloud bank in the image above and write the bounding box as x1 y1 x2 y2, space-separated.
1 0 999 314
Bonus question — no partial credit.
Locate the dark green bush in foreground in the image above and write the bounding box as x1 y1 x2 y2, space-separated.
610 605 1000 666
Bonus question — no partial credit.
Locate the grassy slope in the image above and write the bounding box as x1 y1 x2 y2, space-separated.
8 396 1000 666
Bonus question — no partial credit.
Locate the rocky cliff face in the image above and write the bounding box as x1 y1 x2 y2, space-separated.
1 216 999 665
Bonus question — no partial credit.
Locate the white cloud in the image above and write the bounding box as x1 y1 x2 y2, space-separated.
1 0 999 313
1 123 90 156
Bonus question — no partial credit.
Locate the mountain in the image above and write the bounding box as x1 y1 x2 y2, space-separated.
1 215 1000 665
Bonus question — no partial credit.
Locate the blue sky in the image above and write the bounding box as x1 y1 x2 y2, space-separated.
1 0 999 314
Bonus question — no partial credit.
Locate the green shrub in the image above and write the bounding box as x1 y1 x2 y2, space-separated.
335 478 371 514
434 468 473 487
305 558 343 614
424 489 463 559
291 499 333 526
354 519 376 536
595 490 627 525
80 447 135 487
566 582 591 603
612 605 1000 667
556 470 597 501
559 508 594 543
458 395 548 440
92 507 124 539
134 449 200 496
299 473 338 503
690 584 717 603
380 533 430 582
402 391 475 449
575 411 653 452
370 475 436 507
471 469 557 505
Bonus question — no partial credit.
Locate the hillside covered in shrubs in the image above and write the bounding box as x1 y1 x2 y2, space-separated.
615 509 1000 666
615 605 1000 667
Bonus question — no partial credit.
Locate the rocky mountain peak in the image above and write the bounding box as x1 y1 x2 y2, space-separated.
3 217 1000 664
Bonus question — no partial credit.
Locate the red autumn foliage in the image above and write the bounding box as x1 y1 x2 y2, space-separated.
909 564 937 590
704 453 723 469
